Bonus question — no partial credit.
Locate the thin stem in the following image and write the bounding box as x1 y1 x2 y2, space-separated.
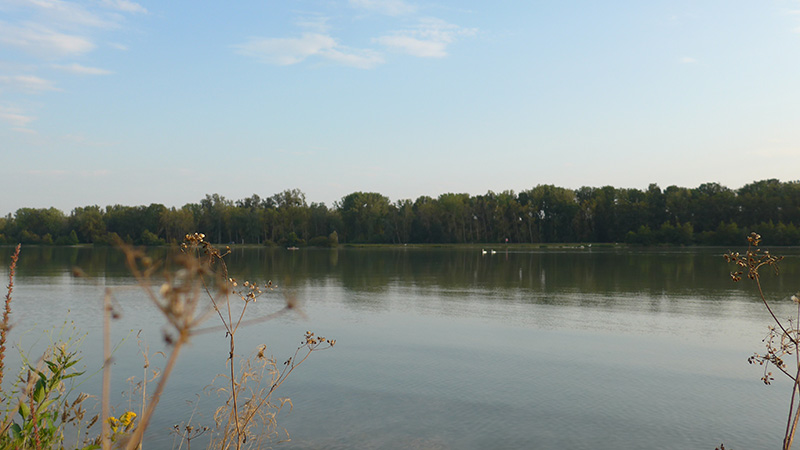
29 375 41 450
229 334 241 450
102 289 112 450
124 331 188 450
239 346 321 431
0 244 21 391
755 275 796 346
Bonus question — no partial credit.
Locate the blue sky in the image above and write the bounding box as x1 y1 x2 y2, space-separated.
2 0 800 215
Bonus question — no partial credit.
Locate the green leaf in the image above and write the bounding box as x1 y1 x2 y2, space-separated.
18 402 30 420
62 370 86 380
34 378 47 403
9 423 22 440
64 358 80 370
45 360 58 374
39 398 57 411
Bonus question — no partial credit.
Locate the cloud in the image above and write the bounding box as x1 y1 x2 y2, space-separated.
0 75 59 92
680 56 697 64
375 18 476 58
99 0 147 14
375 34 447 57
0 106 36 127
235 33 337 65
22 0 116 29
235 33 383 68
294 15 331 33
0 0 145 58
0 21 95 57
322 47 384 69
52 62 113 75
349 0 416 16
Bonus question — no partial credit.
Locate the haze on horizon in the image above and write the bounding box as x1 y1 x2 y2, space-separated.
1 0 800 216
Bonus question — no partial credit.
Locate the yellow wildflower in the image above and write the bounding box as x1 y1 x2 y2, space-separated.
108 416 119 434
120 411 137 431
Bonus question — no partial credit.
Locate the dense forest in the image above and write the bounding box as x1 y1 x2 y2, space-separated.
2 180 800 246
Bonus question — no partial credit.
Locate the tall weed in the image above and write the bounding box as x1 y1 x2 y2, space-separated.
0 234 334 449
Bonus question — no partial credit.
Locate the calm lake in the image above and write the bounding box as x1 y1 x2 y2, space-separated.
2 245 800 449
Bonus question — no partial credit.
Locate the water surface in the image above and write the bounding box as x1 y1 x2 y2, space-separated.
2 245 798 449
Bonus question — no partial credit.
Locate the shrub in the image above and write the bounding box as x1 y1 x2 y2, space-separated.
308 236 330 247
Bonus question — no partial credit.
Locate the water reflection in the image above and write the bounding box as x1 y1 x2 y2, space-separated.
1 245 798 449
6 245 795 300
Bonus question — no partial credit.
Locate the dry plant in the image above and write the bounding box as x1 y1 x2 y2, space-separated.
172 423 209 450
115 233 334 450
0 233 335 449
725 232 798 450
207 333 335 450
0 244 20 393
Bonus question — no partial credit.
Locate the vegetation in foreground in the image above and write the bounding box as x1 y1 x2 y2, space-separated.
0 235 334 449
2 180 800 247
725 233 800 449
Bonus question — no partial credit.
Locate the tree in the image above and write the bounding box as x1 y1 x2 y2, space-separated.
199 194 233 243
339 192 392 243
71 206 106 243
691 182 736 233
160 207 197 244
520 185 578 243
14 208 67 241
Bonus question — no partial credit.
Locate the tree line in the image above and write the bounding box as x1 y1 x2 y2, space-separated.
1 180 799 246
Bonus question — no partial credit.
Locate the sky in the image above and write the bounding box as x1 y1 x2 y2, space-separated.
2 0 800 215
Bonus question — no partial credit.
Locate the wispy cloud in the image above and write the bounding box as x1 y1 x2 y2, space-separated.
0 0 145 58
0 21 95 58
349 0 416 16
21 0 117 29
294 15 331 33
52 62 113 75
375 34 446 57
0 75 59 92
322 47 384 69
0 105 36 128
99 0 147 14
234 33 383 68
375 18 476 58
680 56 697 64
235 33 338 65
0 0 142 140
